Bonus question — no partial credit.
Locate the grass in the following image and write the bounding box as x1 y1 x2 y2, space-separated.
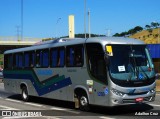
129 28 160 44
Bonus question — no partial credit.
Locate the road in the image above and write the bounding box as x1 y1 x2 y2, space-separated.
0 83 160 119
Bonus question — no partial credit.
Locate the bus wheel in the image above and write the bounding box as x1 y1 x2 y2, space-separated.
79 94 90 111
21 86 29 101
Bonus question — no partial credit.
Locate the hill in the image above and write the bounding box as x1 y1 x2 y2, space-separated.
129 28 160 44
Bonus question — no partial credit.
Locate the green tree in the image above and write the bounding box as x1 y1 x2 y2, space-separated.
145 25 151 29
151 22 159 28
134 26 143 32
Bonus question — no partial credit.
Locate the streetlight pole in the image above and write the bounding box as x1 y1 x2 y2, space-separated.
56 18 61 38
84 0 86 38
21 0 23 41
88 9 91 38
16 26 20 41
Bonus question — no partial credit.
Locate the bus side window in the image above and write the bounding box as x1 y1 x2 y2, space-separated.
13 53 23 69
58 48 65 67
42 49 49 67
66 44 84 67
50 47 65 67
36 49 49 68
4 54 13 69
24 51 35 68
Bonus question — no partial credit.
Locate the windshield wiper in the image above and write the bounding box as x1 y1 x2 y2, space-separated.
139 66 149 81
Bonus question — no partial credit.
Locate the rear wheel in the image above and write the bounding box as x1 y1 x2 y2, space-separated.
79 94 90 111
21 86 29 101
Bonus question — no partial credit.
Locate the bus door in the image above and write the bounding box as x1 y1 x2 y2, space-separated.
86 43 109 105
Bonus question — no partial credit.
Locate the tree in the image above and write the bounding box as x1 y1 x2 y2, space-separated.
134 26 143 32
113 33 120 37
145 25 151 29
128 28 135 35
151 22 159 28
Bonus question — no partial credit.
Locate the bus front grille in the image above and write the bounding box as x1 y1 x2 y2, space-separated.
122 96 152 103
127 91 148 96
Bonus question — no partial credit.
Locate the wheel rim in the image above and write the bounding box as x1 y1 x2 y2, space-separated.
80 96 88 106
22 89 27 99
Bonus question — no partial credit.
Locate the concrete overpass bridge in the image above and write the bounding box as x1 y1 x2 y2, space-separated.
0 36 42 67
0 36 42 53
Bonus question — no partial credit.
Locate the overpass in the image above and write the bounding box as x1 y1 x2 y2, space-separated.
0 36 42 53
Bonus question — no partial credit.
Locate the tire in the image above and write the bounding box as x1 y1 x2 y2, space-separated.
79 94 90 111
21 86 29 101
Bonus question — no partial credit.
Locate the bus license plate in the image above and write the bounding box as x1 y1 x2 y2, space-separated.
135 97 143 102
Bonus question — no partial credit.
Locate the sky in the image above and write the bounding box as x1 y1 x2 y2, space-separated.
0 0 160 38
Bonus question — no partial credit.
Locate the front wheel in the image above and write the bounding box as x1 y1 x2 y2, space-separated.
79 94 90 111
21 86 29 101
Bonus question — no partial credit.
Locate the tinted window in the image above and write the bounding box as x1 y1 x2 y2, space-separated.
86 43 107 84
66 44 84 67
4 54 13 69
36 49 49 68
50 47 65 67
13 53 23 68
24 51 35 68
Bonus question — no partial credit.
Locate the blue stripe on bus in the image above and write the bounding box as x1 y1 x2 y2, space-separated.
4 72 72 96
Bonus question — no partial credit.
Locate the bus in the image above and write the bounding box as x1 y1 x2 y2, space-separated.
3 37 156 111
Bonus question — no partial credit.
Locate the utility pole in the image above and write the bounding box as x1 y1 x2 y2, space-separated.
88 9 91 38
21 0 23 41
16 26 20 41
55 18 61 38
84 0 86 38
106 29 111 37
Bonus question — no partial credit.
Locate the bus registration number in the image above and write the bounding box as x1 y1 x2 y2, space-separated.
135 97 143 102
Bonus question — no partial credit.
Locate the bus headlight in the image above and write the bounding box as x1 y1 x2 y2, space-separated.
150 88 156 93
111 88 125 97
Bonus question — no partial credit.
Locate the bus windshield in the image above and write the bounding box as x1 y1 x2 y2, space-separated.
107 45 155 82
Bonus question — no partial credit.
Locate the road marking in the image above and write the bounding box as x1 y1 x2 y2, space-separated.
50 107 80 114
2 116 61 119
99 116 115 119
150 104 160 107
5 99 22 103
51 107 67 111
24 102 43 107
0 105 19 110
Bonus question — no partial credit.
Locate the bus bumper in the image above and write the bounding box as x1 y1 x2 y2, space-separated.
109 91 156 106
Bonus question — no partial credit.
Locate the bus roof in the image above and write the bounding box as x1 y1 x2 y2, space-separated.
4 37 145 54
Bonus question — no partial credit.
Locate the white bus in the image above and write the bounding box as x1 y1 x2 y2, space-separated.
3 37 156 111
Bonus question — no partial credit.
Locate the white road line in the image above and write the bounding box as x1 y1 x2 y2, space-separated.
150 104 160 107
99 116 115 119
63 109 80 114
24 102 43 107
50 107 67 111
50 107 80 114
5 99 22 103
0 105 19 110
2 116 61 119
